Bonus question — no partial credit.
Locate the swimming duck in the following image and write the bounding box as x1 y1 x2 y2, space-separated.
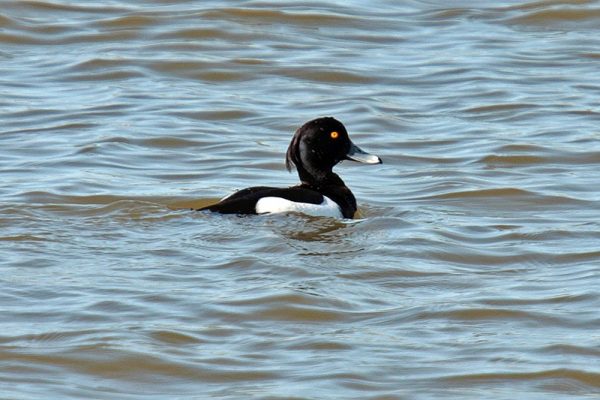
197 117 381 218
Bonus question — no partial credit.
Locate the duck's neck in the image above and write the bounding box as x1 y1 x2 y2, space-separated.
297 166 344 189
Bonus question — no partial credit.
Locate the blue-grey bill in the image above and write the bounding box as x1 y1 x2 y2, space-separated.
346 142 382 164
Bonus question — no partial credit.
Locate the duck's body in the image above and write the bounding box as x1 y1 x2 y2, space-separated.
197 117 381 218
204 181 354 218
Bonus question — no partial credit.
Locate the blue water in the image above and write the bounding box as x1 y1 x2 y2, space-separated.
1 1 600 399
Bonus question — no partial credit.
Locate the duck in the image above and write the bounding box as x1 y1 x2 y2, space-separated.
197 117 381 218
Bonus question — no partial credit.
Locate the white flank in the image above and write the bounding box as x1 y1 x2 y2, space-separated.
255 195 342 218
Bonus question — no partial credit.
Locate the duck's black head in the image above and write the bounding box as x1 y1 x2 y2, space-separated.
285 117 381 185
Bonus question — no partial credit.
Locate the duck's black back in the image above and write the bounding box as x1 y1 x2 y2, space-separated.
198 186 324 215
197 181 358 218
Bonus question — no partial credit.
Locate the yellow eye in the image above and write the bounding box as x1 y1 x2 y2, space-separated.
330 131 339 139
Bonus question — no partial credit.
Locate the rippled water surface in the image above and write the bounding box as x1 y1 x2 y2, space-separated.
2 1 600 398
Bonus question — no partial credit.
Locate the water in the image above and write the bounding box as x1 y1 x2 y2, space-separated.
2 1 600 398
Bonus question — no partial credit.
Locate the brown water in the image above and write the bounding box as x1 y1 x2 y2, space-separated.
2 1 600 399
